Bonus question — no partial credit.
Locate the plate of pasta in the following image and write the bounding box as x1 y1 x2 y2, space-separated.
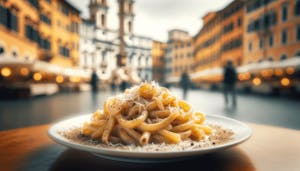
48 82 251 163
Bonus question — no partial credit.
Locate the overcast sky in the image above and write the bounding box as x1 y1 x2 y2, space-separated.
69 0 232 41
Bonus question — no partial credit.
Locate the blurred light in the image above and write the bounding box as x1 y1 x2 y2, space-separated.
238 74 244 81
33 73 42 81
20 67 29 76
281 77 290 87
286 67 294 75
275 69 283 76
1 67 12 77
261 69 273 77
261 70 268 77
238 73 251 81
244 73 251 80
70 76 81 83
56 75 64 83
252 77 261 86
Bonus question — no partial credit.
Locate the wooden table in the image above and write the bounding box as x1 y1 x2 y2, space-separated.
0 123 300 171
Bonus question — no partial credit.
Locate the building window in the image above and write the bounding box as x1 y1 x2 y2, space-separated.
296 51 300 56
28 0 39 9
223 22 234 33
282 4 288 22
0 45 5 55
40 13 51 25
59 4 69 16
71 22 78 33
59 46 70 57
280 54 287 60
25 24 38 42
39 37 51 50
248 42 252 52
297 25 300 41
259 38 264 49
128 21 132 33
269 35 273 47
25 24 39 43
281 29 288 44
238 18 242 27
0 5 18 32
295 0 300 16
101 14 105 27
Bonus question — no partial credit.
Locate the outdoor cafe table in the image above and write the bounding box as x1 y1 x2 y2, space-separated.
0 122 300 171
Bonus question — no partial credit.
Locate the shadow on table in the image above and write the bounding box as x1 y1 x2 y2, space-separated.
49 147 255 171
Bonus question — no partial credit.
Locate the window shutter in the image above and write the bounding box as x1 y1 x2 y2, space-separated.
0 6 7 26
6 8 11 29
11 13 18 32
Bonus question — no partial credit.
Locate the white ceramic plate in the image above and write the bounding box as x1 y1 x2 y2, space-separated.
48 114 252 163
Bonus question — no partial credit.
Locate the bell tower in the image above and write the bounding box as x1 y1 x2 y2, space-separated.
89 0 109 28
122 0 134 34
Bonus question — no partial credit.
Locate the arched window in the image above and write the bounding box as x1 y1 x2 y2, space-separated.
0 45 5 56
128 21 132 33
101 14 105 27
280 54 287 60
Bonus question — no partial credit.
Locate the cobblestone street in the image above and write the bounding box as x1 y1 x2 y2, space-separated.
1 88 300 130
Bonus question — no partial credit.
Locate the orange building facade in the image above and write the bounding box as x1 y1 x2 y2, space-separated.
193 0 245 84
0 0 80 67
244 0 300 64
165 29 194 83
152 40 167 83
192 0 300 93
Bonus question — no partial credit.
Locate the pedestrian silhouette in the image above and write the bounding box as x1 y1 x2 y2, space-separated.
179 71 190 100
110 81 116 94
223 60 237 108
120 80 127 92
90 69 99 92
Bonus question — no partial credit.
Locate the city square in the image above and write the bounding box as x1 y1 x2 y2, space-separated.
0 0 300 171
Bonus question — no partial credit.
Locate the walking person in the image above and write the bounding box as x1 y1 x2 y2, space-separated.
179 71 190 100
90 69 99 92
90 69 99 110
223 60 237 108
110 81 116 94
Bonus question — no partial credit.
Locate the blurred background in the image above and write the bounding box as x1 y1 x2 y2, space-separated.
0 0 300 131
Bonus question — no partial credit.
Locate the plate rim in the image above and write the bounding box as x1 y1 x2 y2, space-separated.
48 114 252 158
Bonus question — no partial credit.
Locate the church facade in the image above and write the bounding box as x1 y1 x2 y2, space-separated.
79 0 152 82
